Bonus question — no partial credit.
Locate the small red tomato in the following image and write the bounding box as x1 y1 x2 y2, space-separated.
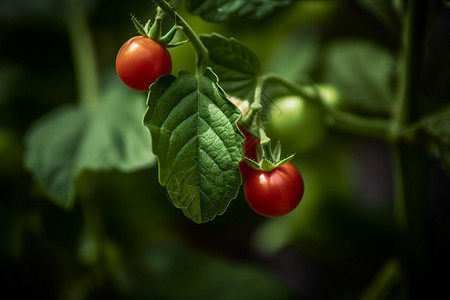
239 128 259 178
116 36 172 92
244 162 304 217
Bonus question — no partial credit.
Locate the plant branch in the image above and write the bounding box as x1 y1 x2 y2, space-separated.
392 0 428 237
152 0 209 68
262 73 391 140
391 0 429 297
391 0 426 137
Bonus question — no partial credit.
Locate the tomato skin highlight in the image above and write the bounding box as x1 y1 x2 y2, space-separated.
244 162 304 217
116 36 172 92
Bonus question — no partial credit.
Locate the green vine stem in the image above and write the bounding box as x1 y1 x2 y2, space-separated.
65 0 100 110
152 0 209 72
391 0 428 297
261 73 391 139
392 0 427 230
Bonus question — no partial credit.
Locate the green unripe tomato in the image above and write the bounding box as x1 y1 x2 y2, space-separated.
304 84 341 107
268 94 326 153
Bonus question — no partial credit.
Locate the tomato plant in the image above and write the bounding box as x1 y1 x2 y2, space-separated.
12 0 450 298
116 36 172 92
244 162 304 217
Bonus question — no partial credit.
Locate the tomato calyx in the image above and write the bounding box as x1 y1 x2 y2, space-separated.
244 127 295 172
233 95 295 173
130 12 187 48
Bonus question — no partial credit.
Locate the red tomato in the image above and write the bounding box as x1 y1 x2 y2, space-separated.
244 162 304 217
239 128 259 178
116 36 172 92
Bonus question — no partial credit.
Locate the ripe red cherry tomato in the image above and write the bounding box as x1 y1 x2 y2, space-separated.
116 36 172 92
238 127 259 178
244 162 304 217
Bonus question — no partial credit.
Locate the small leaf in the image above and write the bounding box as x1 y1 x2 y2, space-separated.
325 39 395 117
24 84 156 208
143 69 244 223
200 33 260 100
185 0 293 24
418 106 450 175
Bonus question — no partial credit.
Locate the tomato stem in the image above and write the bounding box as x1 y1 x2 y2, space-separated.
66 0 100 110
152 0 209 72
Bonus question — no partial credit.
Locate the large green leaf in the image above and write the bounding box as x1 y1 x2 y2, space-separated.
186 0 293 24
200 33 260 100
325 39 395 117
143 69 244 223
130 241 298 299
418 106 450 175
24 84 156 208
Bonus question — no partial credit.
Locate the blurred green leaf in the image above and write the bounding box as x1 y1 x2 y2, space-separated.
143 69 244 223
325 39 395 117
185 0 293 24
200 33 261 100
264 26 320 81
24 84 156 208
418 106 450 175
131 240 298 299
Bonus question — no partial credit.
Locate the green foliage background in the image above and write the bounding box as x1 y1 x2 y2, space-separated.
1 0 450 299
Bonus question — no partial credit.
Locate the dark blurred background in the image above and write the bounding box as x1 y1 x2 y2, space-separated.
1 0 450 299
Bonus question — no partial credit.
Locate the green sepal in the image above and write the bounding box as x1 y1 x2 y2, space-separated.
131 14 149 38
272 141 282 162
261 158 277 171
244 157 261 170
160 25 178 44
143 19 152 33
165 39 190 48
244 153 295 173
130 11 184 47
275 153 295 167
159 11 182 46
244 136 295 172
149 15 163 41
